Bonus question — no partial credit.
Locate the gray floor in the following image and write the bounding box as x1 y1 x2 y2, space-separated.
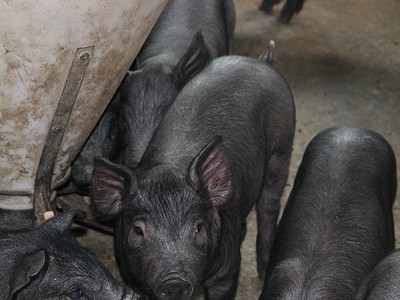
78 0 400 298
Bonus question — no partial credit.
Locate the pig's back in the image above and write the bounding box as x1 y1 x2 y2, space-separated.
138 0 235 64
140 55 295 213
263 126 396 300
144 55 294 162
298 126 397 205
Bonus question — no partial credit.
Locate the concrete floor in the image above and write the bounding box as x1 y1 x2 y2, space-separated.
77 0 400 298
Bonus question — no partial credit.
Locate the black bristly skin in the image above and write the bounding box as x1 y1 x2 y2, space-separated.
71 93 123 194
0 211 139 300
355 248 400 300
71 0 236 192
260 126 397 300
91 54 295 300
92 140 239 300
116 169 222 300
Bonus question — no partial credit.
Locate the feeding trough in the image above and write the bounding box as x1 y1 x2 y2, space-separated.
0 0 167 224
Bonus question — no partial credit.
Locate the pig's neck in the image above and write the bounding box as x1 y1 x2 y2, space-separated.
138 148 195 176
139 54 177 72
135 162 186 182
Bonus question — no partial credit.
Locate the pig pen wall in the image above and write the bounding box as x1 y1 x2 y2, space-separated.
76 0 400 299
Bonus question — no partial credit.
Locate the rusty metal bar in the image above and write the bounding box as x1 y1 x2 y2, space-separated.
33 46 94 226
73 218 114 236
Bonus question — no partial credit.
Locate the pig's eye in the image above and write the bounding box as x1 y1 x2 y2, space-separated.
131 220 146 238
195 222 204 234
66 289 83 299
133 225 144 236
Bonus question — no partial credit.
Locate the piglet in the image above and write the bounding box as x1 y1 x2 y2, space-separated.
260 126 397 300
71 93 122 194
116 0 235 168
0 211 140 300
71 0 236 191
91 53 295 300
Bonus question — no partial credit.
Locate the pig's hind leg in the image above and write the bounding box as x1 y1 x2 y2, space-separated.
278 0 305 23
256 151 291 280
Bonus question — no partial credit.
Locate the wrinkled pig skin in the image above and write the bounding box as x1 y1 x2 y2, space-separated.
71 0 236 192
260 126 397 300
0 211 141 300
91 54 295 300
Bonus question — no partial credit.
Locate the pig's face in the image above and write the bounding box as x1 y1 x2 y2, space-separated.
92 137 233 300
6 212 139 300
117 171 218 299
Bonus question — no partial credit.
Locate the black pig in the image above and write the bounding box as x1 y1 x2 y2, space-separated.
355 248 400 299
71 93 122 194
117 0 236 168
91 54 295 300
0 211 140 300
260 126 397 300
259 0 305 23
71 0 236 192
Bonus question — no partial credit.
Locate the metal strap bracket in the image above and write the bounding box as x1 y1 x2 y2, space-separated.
33 46 94 225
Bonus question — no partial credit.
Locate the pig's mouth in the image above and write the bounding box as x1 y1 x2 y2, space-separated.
155 273 194 300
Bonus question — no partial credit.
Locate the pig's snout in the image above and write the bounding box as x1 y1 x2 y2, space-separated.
157 277 193 300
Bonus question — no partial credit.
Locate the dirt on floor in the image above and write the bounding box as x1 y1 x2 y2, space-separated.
75 0 400 299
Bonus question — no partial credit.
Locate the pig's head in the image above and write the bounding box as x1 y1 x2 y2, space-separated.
4 211 139 300
116 31 211 168
91 137 234 300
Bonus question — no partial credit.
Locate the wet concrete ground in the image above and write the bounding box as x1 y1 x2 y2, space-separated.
76 0 400 298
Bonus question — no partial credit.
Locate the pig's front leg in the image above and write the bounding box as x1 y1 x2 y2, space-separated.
204 274 239 300
278 0 305 23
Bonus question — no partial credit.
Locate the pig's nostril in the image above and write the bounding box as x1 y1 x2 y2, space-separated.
158 278 192 300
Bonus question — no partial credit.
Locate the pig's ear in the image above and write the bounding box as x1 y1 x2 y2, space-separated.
10 250 47 297
174 30 211 88
91 158 136 220
258 40 275 65
189 136 233 207
44 210 86 233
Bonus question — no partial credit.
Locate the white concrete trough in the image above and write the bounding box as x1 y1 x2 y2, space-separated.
0 0 167 221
